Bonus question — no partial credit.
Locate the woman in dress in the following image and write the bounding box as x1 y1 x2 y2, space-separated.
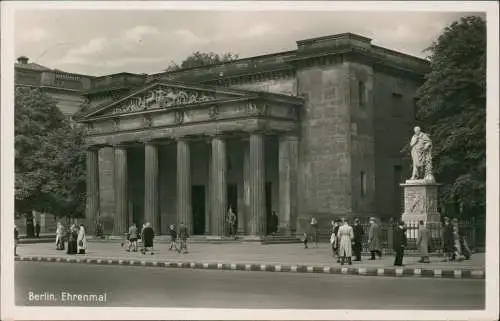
56 223 64 250
337 218 354 265
77 224 87 254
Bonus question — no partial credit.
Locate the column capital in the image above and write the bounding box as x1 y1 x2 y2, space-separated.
83 144 101 151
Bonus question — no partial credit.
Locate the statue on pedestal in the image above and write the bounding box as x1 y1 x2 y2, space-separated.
410 126 434 182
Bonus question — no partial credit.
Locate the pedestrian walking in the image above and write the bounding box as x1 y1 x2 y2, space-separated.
271 211 279 234
67 224 78 255
310 217 319 247
168 224 178 251
337 218 354 265
368 217 382 260
141 223 155 255
127 223 138 252
35 221 41 238
227 207 237 237
352 218 364 261
441 217 454 262
178 222 189 254
416 220 430 263
140 223 146 252
393 221 407 266
56 223 65 250
302 232 309 249
14 225 19 256
77 224 87 254
329 220 339 258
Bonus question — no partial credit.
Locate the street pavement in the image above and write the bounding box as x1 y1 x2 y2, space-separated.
17 242 485 270
15 261 485 309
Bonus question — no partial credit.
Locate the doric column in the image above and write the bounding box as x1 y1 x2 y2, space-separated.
86 147 100 235
248 132 266 236
278 134 299 235
210 135 227 236
242 141 250 234
206 144 212 234
144 141 159 232
113 145 128 236
176 138 192 235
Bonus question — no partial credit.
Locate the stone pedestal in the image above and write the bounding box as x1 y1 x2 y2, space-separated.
400 180 442 239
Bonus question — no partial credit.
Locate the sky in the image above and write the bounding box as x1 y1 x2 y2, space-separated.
14 8 483 76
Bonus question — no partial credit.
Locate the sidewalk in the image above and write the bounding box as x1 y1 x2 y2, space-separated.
16 242 485 279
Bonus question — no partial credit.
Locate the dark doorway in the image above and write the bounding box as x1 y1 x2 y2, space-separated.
192 185 206 235
227 184 238 232
265 182 272 235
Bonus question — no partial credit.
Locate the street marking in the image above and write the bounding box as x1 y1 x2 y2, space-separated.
129 260 135 265
203 263 209 269
217 263 223 269
190 262 196 268
152 262 158 266
245 264 252 271
177 262 183 268
291 265 298 272
96 259 102 264
275 265 282 272
65 258 71 262
75 259 81 263
454 270 462 278
395 268 404 276
38 257 43 261
118 260 124 265
413 268 422 276
260 264 267 271
434 269 442 277
341 267 348 274
141 261 146 266
307 266 314 273
358 268 367 275
86 259 92 263
323 267 331 273
230 263 236 270
377 268 385 276
108 260 114 264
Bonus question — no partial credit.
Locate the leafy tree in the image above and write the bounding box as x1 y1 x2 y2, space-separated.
165 51 239 71
415 16 486 219
15 87 86 219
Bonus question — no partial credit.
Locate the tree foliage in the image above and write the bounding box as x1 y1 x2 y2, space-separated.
415 16 486 219
165 51 239 71
15 87 86 219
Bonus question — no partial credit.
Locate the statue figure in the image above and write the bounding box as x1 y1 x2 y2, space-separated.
410 126 434 181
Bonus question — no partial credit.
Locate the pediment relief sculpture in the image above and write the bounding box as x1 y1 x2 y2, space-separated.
111 85 217 115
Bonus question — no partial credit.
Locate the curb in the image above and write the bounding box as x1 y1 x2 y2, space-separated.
15 256 485 279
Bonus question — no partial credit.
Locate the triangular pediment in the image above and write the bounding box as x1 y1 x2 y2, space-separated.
83 81 253 119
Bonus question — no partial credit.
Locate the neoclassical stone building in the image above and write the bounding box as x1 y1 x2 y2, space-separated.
15 33 429 237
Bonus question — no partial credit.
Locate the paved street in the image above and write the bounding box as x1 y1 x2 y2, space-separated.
16 261 484 309
17 242 485 270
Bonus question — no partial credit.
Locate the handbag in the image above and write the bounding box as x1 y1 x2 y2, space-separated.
79 240 83 247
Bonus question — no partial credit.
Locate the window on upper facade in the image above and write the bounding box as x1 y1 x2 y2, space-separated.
391 93 403 117
360 171 367 197
358 81 366 109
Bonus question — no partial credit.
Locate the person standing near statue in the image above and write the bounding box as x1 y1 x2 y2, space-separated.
410 126 434 181
368 217 382 260
227 206 237 237
393 221 407 266
416 220 430 263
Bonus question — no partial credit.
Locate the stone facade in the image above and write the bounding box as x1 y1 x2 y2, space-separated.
15 33 429 237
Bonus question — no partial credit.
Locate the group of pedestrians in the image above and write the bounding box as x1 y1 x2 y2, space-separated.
123 221 190 255
55 222 88 255
124 222 155 254
306 215 473 267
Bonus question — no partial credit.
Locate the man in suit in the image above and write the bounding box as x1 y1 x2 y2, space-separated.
393 221 407 266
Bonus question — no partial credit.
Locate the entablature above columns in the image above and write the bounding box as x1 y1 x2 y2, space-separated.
80 81 303 148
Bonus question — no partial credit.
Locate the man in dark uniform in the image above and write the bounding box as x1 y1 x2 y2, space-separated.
352 218 364 261
393 221 407 266
35 221 41 238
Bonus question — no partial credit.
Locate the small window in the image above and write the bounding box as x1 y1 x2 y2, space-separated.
391 93 403 117
360 171 367 197
358 81 366 109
